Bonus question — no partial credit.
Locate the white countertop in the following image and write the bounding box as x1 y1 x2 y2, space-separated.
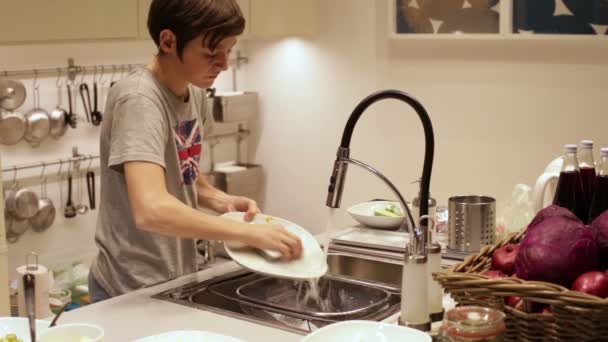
50 228 450 341
50 260 303 342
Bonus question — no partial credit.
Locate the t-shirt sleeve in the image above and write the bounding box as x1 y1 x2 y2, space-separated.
108 94 168 172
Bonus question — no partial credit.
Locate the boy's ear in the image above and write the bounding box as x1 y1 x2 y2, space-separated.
158 29 177 54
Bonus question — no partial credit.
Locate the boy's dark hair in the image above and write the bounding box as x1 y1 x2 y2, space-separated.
148 0 245 58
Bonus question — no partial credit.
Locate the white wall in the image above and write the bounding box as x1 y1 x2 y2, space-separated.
241 0 608 235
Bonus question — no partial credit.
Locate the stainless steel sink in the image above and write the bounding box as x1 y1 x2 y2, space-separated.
326 252 403 288
153 253 403 334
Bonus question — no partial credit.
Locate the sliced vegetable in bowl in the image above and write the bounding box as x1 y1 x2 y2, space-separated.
374 203 404 217
348 201 407 230
0 317 50 342
1 333 24 342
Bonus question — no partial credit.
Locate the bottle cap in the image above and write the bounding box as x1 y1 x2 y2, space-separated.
601 147 608 157
564 144 577 153
580 140 594 149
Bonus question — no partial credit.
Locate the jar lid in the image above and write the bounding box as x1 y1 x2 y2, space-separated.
442 306 506 338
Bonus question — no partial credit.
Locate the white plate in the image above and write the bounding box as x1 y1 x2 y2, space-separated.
133 330 245 342
301 320 432 342
222 212 328 280
331 227 409 253
347 201 407 229
0 317 51 342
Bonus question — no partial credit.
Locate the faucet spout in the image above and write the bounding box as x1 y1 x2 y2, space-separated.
327 90 435 253
325 90 436 332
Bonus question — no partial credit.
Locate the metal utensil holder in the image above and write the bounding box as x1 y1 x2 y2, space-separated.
448 196 496 253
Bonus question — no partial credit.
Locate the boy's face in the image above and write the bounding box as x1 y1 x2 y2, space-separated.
180 35 237 88
158 29 237 89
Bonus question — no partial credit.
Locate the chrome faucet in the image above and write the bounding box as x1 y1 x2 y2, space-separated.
325 89 436 331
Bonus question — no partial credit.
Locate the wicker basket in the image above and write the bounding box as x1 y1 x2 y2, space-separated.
433 229 608 342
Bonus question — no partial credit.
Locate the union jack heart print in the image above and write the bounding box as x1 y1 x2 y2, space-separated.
173 119 202 185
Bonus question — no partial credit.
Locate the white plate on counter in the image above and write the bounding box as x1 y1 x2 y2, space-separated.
331 227 409 253
133 330 244 342
222 212 328 280
302 320 431 342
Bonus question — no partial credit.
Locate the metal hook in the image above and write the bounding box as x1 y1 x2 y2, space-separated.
56 68 63 88
99 66 107 86
39 162 46 179
12 166 17 185
79 66 86 85
39 162 47 197
32 69 39 90
31 70 41 108
86 155 94 172
57 159 64 177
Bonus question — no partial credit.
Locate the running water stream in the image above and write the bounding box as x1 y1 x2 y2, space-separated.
295 208 339 312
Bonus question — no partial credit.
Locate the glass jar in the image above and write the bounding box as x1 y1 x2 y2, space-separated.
439 306 506 342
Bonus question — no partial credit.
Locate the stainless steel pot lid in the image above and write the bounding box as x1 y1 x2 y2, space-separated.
0 110 26 145
49 107 68 139
29 198 56 232
0 79 27 110
13 187 39 219
24 108 50 146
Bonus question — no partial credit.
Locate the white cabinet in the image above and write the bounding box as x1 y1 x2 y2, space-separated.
0 0 317 44
235 0 251 37
138 0 153 39
0 0 139 44
240 0 318 38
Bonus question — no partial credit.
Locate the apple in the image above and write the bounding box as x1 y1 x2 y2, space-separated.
542 306 553 315
483 270 507 278
491 244 520 275
505 296 523 309
571 271 608 298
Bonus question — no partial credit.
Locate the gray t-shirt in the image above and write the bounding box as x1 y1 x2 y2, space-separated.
91 67 208 297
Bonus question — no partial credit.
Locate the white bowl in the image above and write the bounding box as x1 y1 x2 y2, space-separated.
302 320 432 342
133 330 245 341
347 201 407 230
0 317 50 342
38 323 104 342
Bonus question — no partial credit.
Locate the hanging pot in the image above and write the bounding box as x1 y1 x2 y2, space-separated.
24 86 50 147
0 79 26 110
49 79 70 139
4 185 20 220
12 186 40 220
29 170 56 232
0 110 26 145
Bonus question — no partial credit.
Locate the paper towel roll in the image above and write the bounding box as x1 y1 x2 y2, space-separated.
17 263 54 319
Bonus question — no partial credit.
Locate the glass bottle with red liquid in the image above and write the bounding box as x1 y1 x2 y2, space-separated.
553 144 588 222
589 148 608 223
579 140 597 219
